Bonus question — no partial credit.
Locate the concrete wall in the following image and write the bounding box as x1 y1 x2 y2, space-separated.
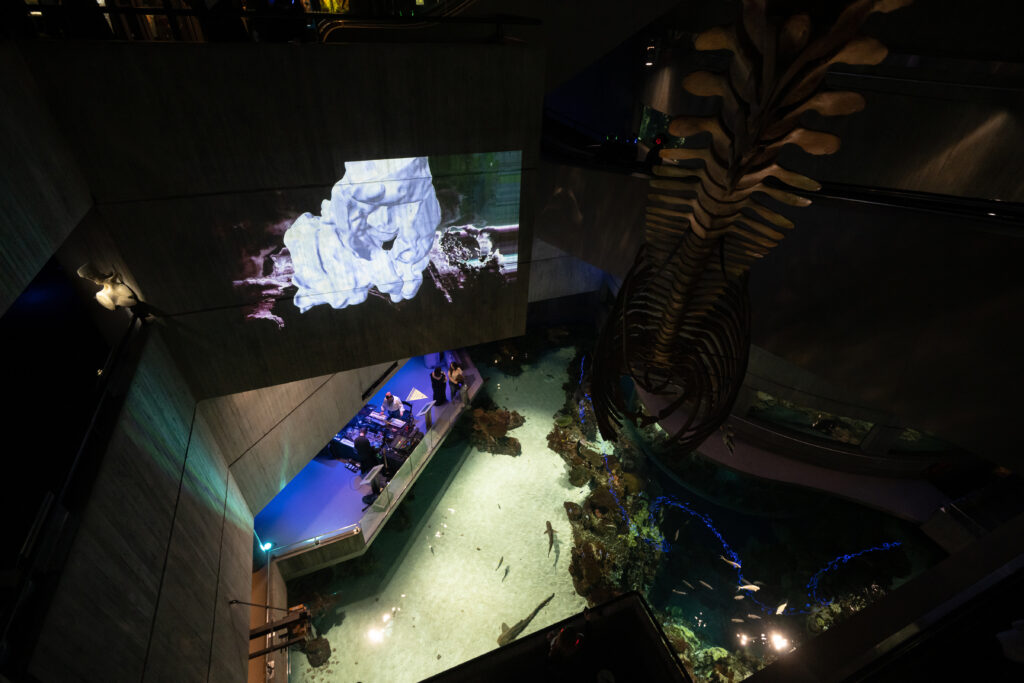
0 42 92 316
527 238 607 303
199 360 401 515
749 194 1024 467
787 75 1024 203
21 40 543 398
29 330 253 683
534 161 647 280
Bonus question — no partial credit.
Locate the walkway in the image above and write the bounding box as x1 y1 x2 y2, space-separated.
635 386 950 524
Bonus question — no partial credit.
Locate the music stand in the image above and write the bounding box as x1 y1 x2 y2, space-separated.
417 400 437 430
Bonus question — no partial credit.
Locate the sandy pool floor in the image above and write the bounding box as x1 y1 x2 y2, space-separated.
292 345 588 683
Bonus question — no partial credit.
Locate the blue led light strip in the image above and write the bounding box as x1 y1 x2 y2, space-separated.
572 363 901 616
646 496 902 616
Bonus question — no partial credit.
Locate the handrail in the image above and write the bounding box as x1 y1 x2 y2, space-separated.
269 522 361 561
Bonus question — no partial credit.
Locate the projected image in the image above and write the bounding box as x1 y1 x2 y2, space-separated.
232 151 521 328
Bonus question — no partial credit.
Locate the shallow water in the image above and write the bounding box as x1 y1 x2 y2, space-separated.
288 337 944 682
290 345 588 683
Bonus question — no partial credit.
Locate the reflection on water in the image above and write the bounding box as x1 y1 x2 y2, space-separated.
287 329 945 682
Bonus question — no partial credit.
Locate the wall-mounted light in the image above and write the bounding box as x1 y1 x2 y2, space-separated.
261 541 273 552
77 263 138 311
644 39 657 67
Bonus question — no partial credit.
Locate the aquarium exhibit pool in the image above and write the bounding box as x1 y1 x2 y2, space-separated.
285 329 944 683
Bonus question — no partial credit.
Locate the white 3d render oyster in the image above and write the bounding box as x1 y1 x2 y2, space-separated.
284 156 441 312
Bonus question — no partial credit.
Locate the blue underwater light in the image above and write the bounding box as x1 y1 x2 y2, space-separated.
261 541 272 552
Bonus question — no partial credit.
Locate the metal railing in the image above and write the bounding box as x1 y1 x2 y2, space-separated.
11 1 538 43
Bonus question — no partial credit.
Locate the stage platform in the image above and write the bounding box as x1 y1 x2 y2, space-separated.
255 350 480 575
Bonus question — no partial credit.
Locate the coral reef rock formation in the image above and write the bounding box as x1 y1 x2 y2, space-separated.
300 636 331 668
548 370 662 607
690 645 758 683
468 407 526 455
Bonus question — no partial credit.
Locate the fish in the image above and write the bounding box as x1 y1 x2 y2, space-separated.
737 584 760 592
429 545 434 555
495 556 503 571
719 555 741 569
753 580 764 586
502 566 510 582
498 504 501 510
682 580 695 590
746 614 761 620
671 589 687 595
545 521 555 555
731 618 744 623
775 602 787 615
733 595 745 601
698 580 713 590
674 529 680 542
497 594 555 646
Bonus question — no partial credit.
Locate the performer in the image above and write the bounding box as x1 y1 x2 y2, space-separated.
447 361 464 402
381 391 405 420
353 428 382 504
430 366 447 405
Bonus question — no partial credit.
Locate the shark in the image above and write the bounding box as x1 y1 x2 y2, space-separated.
545 521 555 555
497 594 555 646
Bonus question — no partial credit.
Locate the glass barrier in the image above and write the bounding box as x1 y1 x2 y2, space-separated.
746 390 874 446
892 427 958 453
359 367 473 539
271 521 361 559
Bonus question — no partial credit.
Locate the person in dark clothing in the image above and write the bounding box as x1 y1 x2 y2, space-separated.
430 366 447 405
447 361 464 402
352 428 381 503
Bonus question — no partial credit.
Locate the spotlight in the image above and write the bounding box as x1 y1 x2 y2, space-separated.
367 628 383 643
261 541 272 551
770 632 789 651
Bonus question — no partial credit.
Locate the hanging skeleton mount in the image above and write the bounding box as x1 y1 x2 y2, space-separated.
590 0 914 450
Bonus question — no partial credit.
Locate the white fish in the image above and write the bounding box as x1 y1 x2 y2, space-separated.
731 618 744 623
737 584 760 592
672 589 687 595
776 602 787 615
753 580 764 586
698 580 713 590
733 595 745 600
719 555 741 569
746 614 761 620
683 580 695 590
674 529 680 542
